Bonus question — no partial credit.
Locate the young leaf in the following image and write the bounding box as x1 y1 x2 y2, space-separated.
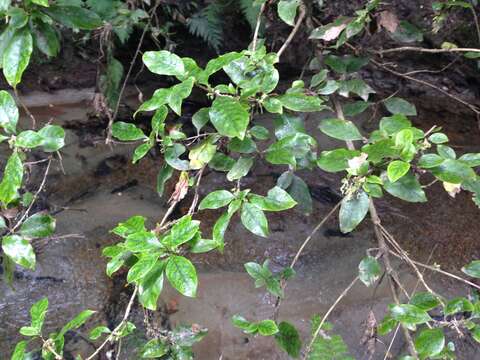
166 215 200 248
257 319 279 336
0 90 18 133
89 326 111 340
278 0 300 26
142 50 185 77
29 297 49 332
59 310 96 337
38 125 65 152
111 122 146 141
166 255 198 297
275 321 302 358
156 164 173 198
248 186 297 211
462 260 480 278
241 202 269 237
3 28 33 87
209 96 249 139
226 157 254 181
339 191 369 233
358 256 382 286
415 328 445 359
199 190 235 210
0 152 23 206
127 254 158 283
20 213 55 239
2 235 35 269
11 341 27 360
319 118 363 141
138 260 166 310
387 160 410 183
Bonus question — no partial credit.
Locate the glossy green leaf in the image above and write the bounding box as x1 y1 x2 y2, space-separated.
89 326 111 340
418 154 444 169
31 19 59 57
20 213 55 238
189 138 217 169
278 0 300 26
192 107 210 133
127 254 159 283
32 0 49 6
43 5 103 30
265 133 315 167
263 97 283 114
165 144 189 170
275 321 302 358
226 156 253 181
430 159 476 184
278 93 325 112
141 339 168 358
383 172 427 203
384 97 417 116
2 235 35 269
241 202 269 237
38 125 65 152
358 256 382 286
458 153 480 167
409 292 441 311
11 341 27 360
112 122 145 141
209 96 249 139
387 160 410 183
444 297 474 315
15 130 42 148
429 133 449 144
462 260 480 278
156 164 173 197
339 190 369 233
249 186 296 211
379 114 411 135
0 152 23 206
415 328 445 359
59 309 96 337
343 101 370 116
138 260 166 310
389 304 431 325
257 319 279 336
3 28 32 87
317 148 359 172
166 255 198 297
143 50 185 77
29 297 49 332
0 90 18 134
199 190 235 210
319 118 363 141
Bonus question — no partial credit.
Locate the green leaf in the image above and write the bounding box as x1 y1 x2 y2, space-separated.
165 144 189 171
319 118 362 141
38 125 65 152
418 154 444 169
138 260 166 310
141 339 168 358
437 145 456 159
324 55 368 74
192 107 210 133
250 125 269 140
391 20 423 43
429 133 449 144
257 319 279 336
226 156 253 181
384 97 417 116
112 122 145 141
32 0 49 6
166 215 200 248
167 77 194 115
199 190 235 210
265 133 315 167
462 260 480 278
31 19 59 57
15 130 43 148
20 213 55 238
189 138 217 169
285 174 312 214
8 8 28 30
241 202 269 237
29 297 49 332
2 234 35 269
389 304 431 325
377 315 397 336
444 297 474 315
387 160 411 183
232 314 257 334
472 326 480 343
209 96 249 139
11 341 27 360
228 137 257 154
0 89 18 133
358 256 382 286
263 97 283 114
278 93 325 112
275 321 302 358
409 292 441 311
0 152 23 206
89 326 111 340
199 51 243 84
59 310 96 337
430 159 476 184
132 142 153 164
157 164 173 198
166 255 198 297
3 28 32 87
209 153 235 172
383 172 427 203
124 231 162 253
43 5 103 30
379 114 412 135
112 215 146 237
317 148 359 172
143 50 185 77
339 191 369 233
249 186 297 211
458 153 480 167
278 0 300 26
343 101 370 116
415 328 445 359
338 78 375 101
127 254 158 283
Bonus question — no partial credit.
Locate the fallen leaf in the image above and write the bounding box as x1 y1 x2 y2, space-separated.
378 11 399 33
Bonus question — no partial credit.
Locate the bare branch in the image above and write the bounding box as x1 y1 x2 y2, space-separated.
277 2 307 58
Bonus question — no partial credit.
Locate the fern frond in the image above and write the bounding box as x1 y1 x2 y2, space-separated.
187 3 224 53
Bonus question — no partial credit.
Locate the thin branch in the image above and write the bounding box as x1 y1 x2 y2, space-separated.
376 46 480 55
470 4 480 45
252 2 266 52
13 88 37 129
86 286 138 360
277 2 307 58
188 167 205 215
273 201 341 320
303 276 360 359
370 58 480 115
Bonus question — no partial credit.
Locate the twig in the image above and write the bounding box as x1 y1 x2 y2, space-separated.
277 2 306 58
13 88 36 129
273 201 341 320
376 46 480 55
252 2 266 52
303 276 360 359
188 167 205 215
370 58 480 115
86 286 138 360
11 158 52 233
470 4 480 45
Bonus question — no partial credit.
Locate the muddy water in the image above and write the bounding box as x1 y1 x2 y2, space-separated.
0 89 479 359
